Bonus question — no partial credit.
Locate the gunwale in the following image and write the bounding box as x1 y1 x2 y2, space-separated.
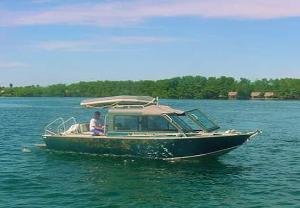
43 132 253 140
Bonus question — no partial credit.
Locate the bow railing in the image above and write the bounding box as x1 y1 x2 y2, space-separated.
44 117 77 135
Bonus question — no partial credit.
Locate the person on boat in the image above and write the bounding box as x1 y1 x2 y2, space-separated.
90 111 104 135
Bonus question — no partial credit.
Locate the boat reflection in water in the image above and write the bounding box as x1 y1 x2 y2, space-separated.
42 96 260 160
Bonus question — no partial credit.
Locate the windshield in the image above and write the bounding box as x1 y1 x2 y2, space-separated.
178 115 202 131
185 109 220 132
168 115 194 133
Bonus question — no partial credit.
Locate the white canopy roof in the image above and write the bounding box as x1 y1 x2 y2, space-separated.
109 104 184 115
80 96 156 108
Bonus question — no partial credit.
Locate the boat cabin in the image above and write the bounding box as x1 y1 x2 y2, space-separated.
45 96 220 137
104 104 220 136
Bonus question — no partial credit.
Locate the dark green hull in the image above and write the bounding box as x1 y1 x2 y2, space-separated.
42 133 253 160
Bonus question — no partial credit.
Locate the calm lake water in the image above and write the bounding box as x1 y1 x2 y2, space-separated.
0 97 299 207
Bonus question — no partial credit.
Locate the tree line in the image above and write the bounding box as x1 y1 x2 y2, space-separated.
1 76 299 99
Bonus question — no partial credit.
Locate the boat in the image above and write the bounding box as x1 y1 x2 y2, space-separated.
42 96 260 160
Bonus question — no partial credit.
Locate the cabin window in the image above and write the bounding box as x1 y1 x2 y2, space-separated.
113 115 139 131
140 116 177 132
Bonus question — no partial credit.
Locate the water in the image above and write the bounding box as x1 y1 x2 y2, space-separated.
0 97 299 207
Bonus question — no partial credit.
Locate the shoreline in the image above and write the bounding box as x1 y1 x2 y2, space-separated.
0 96 299 101
1 76 299 99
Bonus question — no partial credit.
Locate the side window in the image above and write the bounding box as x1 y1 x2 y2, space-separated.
141 116 177 132
113 115 138 131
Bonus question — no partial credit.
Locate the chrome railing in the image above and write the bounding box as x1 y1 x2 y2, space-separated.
44 117 77 135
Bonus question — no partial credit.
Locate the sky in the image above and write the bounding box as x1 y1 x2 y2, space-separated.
0 0 300 86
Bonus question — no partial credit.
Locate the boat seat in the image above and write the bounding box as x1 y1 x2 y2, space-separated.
79 123 90 133
63 124 80 135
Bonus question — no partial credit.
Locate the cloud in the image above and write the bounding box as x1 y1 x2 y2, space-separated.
110 36 176 44
1 0 300 27
0 61 28 69
30 0 55 3
35 40 94 51
33 36 177 51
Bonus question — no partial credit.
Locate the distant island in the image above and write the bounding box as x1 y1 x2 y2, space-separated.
1 76 299 99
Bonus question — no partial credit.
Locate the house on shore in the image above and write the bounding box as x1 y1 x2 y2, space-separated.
264 92 276 99
251 92 263 99
228 91 238 99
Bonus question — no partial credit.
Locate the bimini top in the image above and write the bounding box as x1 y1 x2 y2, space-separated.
80 96 156 108
109 104 184 115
